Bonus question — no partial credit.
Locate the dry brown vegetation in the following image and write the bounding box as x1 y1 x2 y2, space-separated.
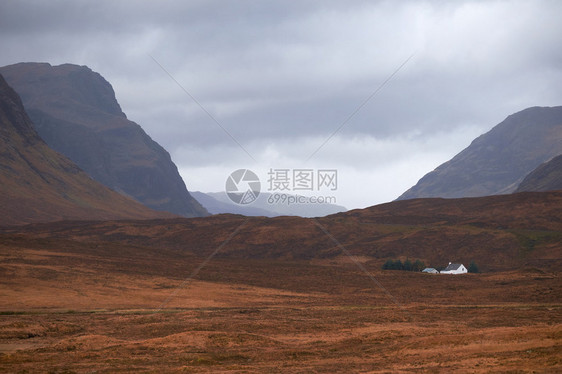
1 227 560 373
6 190 562 273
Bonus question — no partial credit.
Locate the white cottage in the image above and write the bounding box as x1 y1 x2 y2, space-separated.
422 268 439 274
440 262 467 274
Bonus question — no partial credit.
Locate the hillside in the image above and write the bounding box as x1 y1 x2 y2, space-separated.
516 154 562 192
1 209 560 372
5 190 561 271
0 74 175 226
0 62 207 217
398 106 562 200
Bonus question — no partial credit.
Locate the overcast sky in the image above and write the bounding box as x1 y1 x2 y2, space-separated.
1 0 561 209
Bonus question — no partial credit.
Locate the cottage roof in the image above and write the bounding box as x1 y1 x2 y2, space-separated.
443 263 463 271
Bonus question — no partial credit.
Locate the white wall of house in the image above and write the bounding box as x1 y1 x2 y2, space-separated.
440 264 467 274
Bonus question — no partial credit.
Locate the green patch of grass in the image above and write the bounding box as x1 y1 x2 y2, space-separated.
0 311 26 315
509 229 562 256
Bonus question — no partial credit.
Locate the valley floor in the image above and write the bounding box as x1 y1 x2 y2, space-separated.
0 236 560 373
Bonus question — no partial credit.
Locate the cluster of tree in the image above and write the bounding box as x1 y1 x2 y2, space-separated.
467 261 479 273
382 259 425 272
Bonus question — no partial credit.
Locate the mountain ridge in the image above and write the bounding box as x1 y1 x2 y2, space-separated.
515 154 562 192
7 190 561 271
191 191 277 217
0 73 175 226
0 62 208 218
398 106 562 200
200 191 347 217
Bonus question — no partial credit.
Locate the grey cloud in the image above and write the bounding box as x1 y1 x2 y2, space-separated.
1 0 561 207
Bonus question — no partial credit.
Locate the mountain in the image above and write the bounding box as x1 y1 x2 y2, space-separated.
515 154 562 192
0 62 208 218
398 106 562 200
191 191 277 217
0 74 175 226
199 192 347 217
8 190 561 271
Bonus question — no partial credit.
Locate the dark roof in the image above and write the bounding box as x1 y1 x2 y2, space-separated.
443 263 463 271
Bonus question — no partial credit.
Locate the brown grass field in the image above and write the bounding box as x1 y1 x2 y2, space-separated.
0 230 560 373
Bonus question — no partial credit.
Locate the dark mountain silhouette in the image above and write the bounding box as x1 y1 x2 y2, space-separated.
398 106 562 200
515 154 562 192
0 74 175 226
0 62 208 218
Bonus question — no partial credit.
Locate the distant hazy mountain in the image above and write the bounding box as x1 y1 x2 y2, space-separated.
200 191 347 217
191 192 277 217
0 74 174 226
515 154 562 192
0 62 208 218
398 106 562 200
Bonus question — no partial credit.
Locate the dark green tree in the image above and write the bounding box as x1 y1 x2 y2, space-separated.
403 259 413 271
468 261 480 273
383 259 427 271
382 259 394 270
412 259 425 272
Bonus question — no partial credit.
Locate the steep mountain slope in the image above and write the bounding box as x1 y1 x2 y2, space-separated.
6 190 561 271
0 62 207 217
398 106 562 200
0 74 175 226
515 154 562 192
